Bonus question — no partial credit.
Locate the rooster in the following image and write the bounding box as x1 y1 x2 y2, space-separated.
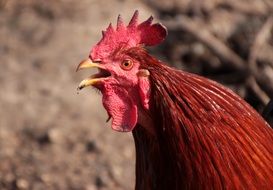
77 11 273 189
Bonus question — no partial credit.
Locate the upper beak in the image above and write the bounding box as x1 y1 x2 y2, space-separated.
76 58 105 90
76 58 102 72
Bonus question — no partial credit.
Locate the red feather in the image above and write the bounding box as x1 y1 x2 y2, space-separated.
126 47 273 190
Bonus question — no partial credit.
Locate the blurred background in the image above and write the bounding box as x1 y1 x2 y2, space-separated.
0 0 272 189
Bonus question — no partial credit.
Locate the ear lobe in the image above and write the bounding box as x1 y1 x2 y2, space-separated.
138 70 151 110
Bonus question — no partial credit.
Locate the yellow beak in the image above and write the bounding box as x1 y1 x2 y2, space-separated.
76 58 102 71
76 59 104 90
77 77 102 90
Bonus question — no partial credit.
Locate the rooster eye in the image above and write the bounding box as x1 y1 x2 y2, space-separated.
120 59 133 70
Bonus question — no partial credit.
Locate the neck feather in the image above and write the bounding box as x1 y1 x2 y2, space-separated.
133 61 273 190
125 47 273 189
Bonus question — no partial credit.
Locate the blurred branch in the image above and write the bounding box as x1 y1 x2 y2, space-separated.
248 16 273 104
249 16 273 74
247 76 269 105
163 15 247 71
218 1 271 16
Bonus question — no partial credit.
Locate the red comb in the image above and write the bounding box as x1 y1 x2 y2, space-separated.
90 10 167 61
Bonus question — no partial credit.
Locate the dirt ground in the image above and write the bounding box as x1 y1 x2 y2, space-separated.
0 0 272 190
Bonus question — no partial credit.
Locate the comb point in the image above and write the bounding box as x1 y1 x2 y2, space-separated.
106 23 114 33
117 14 125 31
128 10 139 27
140 16 153 27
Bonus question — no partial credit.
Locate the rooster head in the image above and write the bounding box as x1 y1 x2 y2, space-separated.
77 11 167 132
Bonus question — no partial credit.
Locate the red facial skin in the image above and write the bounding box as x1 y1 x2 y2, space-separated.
92 53 151 132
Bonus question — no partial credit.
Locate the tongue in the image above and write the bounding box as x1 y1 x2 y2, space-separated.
102 92 138 132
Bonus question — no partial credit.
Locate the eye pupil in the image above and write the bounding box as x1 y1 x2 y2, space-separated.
124 62 129 66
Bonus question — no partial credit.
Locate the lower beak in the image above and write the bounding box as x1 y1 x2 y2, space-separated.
77 77 102 90
76 59 104 90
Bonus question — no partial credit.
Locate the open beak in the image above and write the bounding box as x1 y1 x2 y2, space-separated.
76 59 109 90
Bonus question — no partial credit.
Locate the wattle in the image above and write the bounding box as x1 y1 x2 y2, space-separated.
102 87 138 132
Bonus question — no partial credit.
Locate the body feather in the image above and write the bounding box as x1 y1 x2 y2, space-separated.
127 47 273 190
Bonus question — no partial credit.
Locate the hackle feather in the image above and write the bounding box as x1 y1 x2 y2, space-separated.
126 47 273 190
